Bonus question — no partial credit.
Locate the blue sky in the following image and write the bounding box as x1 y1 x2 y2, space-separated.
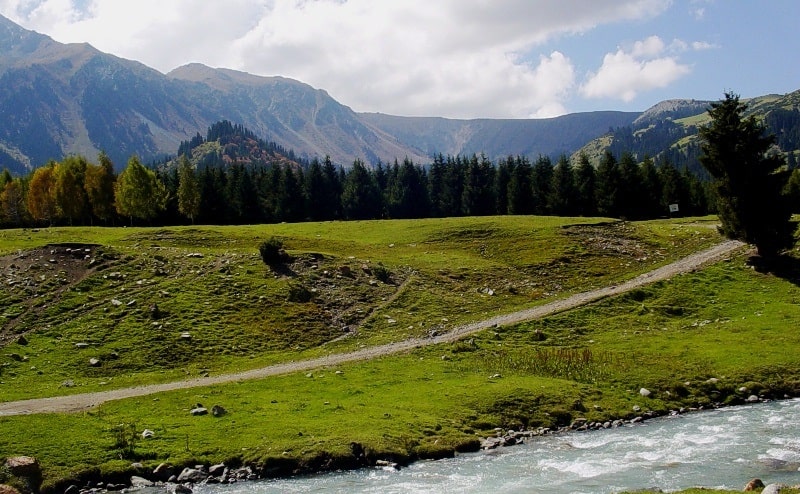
0 0 797 119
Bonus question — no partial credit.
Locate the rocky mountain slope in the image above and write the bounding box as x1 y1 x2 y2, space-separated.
0 14 636 174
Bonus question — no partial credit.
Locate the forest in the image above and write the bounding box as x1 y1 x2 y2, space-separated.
0 118 796 229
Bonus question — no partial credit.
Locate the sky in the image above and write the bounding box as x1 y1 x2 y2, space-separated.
0 0 798 120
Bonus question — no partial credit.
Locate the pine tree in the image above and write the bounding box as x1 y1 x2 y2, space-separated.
595 151 621 217
574 153 597 216
341 160 381 220
549 155 576 216
531 155 553 215
699 92 794 257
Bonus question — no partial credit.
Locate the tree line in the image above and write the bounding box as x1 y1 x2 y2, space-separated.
0 148 718 228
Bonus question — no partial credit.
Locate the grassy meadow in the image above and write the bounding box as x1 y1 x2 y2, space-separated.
2 215 800 491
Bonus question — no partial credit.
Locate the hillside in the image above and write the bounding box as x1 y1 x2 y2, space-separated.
3 219 800 492
575 90 800 171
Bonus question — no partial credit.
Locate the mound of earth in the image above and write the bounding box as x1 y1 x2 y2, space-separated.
0 244 115 343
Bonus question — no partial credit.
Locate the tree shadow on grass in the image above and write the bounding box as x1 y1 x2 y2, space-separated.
748 252 800 288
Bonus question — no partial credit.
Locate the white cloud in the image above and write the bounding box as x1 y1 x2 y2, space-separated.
580 35 691 102
0 0 673 118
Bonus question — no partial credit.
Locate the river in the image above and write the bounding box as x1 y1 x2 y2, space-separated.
195 399 800 494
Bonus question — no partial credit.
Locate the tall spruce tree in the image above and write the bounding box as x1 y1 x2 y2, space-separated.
699 92 794 257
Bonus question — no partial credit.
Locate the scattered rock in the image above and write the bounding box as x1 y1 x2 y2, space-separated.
177 468 207 483
129 476 153 488
186 253 204 258
0 485 21 494
141 429 155 439
746 395 760 403
74 342 89 349
60 380 75 388
4 456 40 477
208 463 226 477
16 335 27 346
211 405 227 417
171 484 193 494
190 407 208 416
744 478 765 491
375 459 399 470
639 388 651 397
152 463 174 481
180 332 192 340
88 358 101 367
110 299 123 306
762 484 788 494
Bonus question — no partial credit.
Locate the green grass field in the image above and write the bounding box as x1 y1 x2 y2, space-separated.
3 216 799 492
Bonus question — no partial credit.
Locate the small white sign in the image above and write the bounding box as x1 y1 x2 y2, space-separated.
669 204 679 213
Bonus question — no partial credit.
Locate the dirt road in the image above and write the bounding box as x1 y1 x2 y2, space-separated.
0 239 745 416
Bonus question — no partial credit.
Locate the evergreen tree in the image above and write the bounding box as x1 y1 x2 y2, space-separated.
639 155 663 218
574 153 597 216
428 154 447 217
549 155 576 216
658 157 689 217
595 151 621 217
386 158 428 218
617 152 642 219
341 160 381 220
494 157 513 215
507 156 532 215
699 92 794 257
531 155 553 215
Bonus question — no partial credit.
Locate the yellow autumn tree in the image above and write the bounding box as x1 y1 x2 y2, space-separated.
27 162 59 225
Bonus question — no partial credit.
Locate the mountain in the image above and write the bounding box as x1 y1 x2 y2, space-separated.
0 15 646 175
360 111 639 159
3 14 796 178
575 91 800 172
0 15 426 174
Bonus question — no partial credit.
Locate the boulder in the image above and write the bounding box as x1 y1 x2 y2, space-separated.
88 358 101 367
129 476 153 488
639 388 651 397
177 468 207 483
746 395 760 403
4 457 40 478
141 429 155 439
152 463 175 481
208 464 226 477
211 405 226 417
190 407 208 416
744 478 765 491
762 484 788 494
171 484 193 494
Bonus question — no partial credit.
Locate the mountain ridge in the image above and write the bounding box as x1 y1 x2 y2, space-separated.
0 14 797 177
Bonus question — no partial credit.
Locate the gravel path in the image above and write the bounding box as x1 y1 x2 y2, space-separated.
0 239 745 417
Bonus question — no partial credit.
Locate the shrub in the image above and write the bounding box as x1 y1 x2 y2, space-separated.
372 263 391 283
259 237 287 265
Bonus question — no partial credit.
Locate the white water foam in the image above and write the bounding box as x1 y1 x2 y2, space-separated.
196 399 800 494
